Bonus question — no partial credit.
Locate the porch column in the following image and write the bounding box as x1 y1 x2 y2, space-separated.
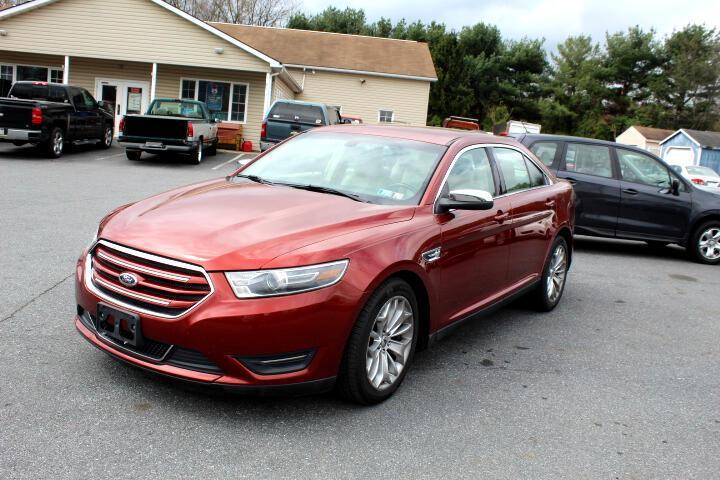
150 63 157 101
263 72 272 116
62 56 69 84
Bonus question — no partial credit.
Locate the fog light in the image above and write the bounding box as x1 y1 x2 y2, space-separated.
235 350 315 375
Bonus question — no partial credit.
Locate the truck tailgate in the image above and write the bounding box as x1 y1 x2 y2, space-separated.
0 99 33 129
123 115 188 139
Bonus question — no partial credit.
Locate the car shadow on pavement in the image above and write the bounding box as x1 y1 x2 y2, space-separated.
573 235 688 262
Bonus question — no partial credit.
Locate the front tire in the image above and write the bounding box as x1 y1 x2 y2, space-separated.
43 127 65 158
689 221 720 265
532 236 569 311
99 125 113 149
337 278 419 405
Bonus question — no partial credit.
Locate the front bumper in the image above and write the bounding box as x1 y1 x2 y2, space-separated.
74 248 360 392
0 128 42 142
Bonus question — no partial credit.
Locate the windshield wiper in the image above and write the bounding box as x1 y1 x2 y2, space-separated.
277 183 366 202
233 174 273 185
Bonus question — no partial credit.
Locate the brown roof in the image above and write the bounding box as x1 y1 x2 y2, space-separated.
633 126 675 142
211 23 437 80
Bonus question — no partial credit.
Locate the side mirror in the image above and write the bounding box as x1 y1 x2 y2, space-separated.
436 189 494 214
666 179 680 196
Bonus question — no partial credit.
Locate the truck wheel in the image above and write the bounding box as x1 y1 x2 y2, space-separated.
191 141 203 164
208 139 218 156
99 125 113 149
43 128 65 158
126 150 142 161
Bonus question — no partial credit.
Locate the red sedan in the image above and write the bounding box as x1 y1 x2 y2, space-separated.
74 125 575 404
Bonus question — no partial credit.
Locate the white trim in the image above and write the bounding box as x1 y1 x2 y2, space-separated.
62 56 69 84
150 63 157 101
0 0 280 68
179 77 249 124
263 72 273 117
660 129 701 147
283 64 437 82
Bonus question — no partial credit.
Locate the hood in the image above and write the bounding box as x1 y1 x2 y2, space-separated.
100 178 415 270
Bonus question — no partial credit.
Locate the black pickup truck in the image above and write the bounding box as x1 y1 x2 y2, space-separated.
0 81 114 158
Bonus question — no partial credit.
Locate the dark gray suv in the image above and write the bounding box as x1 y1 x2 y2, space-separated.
517 134 720 265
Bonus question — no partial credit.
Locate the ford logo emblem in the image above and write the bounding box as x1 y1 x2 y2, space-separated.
118 272 138 287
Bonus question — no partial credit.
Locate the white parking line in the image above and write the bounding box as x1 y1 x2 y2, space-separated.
96 152 127 161
211 153 248 170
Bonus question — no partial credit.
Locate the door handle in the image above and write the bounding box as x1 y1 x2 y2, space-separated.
494 211 510 223
545 199 556 208
623 188 639 195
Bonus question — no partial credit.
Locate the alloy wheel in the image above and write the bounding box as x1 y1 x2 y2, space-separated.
546 243 567 303
698 227 720 261
104 127 113 147
52 131 64 156
366 296 414 391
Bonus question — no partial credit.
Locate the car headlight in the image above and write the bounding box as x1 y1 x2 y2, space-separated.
225 260 349 298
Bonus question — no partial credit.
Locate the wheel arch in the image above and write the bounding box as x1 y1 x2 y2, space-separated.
556 225 574 267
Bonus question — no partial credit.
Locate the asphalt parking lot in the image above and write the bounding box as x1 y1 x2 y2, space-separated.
1 143 719 479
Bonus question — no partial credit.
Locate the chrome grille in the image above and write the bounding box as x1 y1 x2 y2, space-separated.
87 240 213 318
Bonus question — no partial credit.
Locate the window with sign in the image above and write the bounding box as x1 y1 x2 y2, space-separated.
180 78 248 122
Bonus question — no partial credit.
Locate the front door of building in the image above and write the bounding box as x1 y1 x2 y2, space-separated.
95 78 150 135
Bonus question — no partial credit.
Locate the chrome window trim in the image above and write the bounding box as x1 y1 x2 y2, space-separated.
84 239 215 319
433 143 554 207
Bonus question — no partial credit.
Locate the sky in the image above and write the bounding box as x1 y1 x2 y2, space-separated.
300 0 720 49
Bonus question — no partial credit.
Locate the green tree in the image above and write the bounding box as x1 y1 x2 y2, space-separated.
651 25 720 130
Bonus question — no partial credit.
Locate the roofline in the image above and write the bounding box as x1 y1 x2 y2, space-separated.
284 64 437 82
659 129 700 146
0 0 282 68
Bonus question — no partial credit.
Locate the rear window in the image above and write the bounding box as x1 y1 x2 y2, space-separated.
9 83 68 103
269 102 324 124
148 100 204 119
687 166 720 178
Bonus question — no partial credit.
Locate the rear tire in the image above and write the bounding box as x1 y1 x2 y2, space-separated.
126 150 141 161
99 125 113 149
42 127 65 158
208 139 218 156
190 140 203 164
688 220 720 265
337 278 419 405
531 236 569 312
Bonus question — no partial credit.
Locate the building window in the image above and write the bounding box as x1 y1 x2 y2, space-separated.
50 69 63 83
16 65 49 82
180 78 248 123
181 80 196 100
379 110 394 123
230 84 247 122
0 65 13 97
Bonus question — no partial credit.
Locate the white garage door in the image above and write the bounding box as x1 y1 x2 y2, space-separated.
665 147 694 167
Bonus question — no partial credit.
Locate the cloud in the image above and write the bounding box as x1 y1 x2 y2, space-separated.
299 0 720 49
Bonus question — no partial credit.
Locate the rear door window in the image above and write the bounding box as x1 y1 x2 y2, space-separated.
529 141 559 167
526 157 547 187
269 103 324 125
494 147 532 193
563 143 613 178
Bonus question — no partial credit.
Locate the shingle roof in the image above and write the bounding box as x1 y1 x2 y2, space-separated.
210 23 437 80
682 129 720 148
632 126 675 142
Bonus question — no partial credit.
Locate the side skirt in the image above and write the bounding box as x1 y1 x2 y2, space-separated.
427 279 540 347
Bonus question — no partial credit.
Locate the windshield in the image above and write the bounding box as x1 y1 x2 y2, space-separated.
241 132 446 205
147 100 204 119
687 166 720 178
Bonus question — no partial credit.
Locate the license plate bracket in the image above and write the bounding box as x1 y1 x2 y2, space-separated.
144 141 164 149
96 303 143 347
